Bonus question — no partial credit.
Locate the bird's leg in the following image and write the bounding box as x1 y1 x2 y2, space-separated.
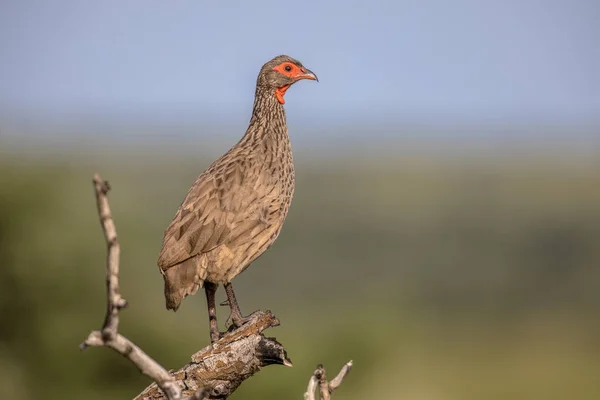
204 282 221 343
223 282 252 328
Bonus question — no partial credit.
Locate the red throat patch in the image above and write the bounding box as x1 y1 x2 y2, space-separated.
275 85 290 104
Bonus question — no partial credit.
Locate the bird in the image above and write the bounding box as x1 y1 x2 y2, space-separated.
157 55 318 343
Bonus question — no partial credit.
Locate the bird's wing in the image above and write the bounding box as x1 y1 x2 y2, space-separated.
157 157 277 271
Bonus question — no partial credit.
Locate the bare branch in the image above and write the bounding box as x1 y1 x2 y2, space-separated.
135 310 291 400
304 361 353 400
80 174 184 400
316 365 330 400
93 175 126 339
304 375 318 400
328 360 353 393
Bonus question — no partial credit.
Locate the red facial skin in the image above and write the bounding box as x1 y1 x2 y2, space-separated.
272 62 316 104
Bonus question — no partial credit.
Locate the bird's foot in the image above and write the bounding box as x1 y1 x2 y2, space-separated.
221 282 260 331
223 309 262 331
224 312 254 330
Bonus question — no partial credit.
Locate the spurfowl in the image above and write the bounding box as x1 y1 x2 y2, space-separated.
158 55 317 343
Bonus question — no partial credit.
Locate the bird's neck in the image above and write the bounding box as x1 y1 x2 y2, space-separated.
241 86 289 145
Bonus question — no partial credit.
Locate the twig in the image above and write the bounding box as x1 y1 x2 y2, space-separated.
304 375 318 400
316 365 330 400
328 360 353 393
79 174 184 400
304 361 353 400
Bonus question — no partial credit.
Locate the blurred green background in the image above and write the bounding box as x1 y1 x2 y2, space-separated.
1 138 599 399
2 1 599 399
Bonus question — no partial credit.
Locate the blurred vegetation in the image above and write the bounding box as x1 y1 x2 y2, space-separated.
1 142 600 399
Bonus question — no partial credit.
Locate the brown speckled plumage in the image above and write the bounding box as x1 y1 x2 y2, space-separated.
157 55 317 342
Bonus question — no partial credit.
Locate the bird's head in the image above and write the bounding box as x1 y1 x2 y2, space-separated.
257 55 318 104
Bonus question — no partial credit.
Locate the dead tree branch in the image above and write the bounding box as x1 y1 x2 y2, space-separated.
135 310 291 399
304 361 353 400
80 174 184 399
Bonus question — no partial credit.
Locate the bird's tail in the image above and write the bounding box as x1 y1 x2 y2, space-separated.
163 257 203 311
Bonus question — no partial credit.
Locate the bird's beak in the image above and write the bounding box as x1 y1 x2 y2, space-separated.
298 68 318 82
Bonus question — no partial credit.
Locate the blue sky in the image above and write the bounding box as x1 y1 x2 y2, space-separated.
0 0 598 133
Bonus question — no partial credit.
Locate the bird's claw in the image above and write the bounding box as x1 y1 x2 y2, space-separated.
224 313 254 330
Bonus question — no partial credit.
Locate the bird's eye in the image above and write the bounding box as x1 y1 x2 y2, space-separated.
284 65 292 72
